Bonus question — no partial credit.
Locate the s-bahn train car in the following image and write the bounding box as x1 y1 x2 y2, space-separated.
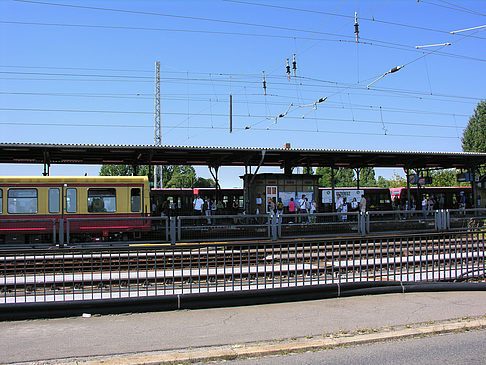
150 187 244 216
0 176 151 244
390 186 472 209
319 187 392 212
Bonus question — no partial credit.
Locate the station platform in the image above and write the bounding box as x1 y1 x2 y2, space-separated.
1 291 486 364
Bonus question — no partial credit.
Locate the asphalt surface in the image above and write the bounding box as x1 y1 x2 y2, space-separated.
1 291 486 364
215 329 486 365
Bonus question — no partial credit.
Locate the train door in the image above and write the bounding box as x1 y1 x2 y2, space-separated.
266 186 277 213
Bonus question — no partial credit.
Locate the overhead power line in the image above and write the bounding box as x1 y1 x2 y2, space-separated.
0 121 461 140
419 0 486 17
0 108 467 130
0 91 473 117
2 20 485 64
224 0 486 40
12 0 359 39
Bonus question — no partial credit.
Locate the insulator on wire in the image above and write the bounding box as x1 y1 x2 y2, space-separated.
389 65 403 73
262 71 267 95
354 12 359 43
292 54 297 76
286 58 290 80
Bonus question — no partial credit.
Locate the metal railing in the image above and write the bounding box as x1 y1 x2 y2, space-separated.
1 229 484 305
177 214 271 243
1 209 485 247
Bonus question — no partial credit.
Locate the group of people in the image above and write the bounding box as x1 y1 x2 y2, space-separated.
335 193 367 221
286 195 317 223
192 195 242 223
264 193 367 223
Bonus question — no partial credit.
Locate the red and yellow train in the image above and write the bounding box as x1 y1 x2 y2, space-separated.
0 176 151 244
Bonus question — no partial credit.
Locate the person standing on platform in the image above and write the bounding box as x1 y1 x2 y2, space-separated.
193 195 204 216
276 198 284 223
288 197 296 223
335 193 344 221
341 197 348 221
205 198 212 224
359 194 367 214
298 194 307 223
309 200 317 223
422 197 428 218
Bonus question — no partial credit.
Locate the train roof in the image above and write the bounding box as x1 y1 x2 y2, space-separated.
390 186 471 190
0 176 148 184
319 187 390 190
0 143 485 170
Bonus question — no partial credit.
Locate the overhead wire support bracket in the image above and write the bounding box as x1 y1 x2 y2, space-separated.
300 97 327 118
286 58 291 80
415 42 451 48
450 25 486 34
367 65 404 89
266 103 293 129
354 12 359 43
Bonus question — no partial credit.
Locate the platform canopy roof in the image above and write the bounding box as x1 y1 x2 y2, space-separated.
0 143 485 170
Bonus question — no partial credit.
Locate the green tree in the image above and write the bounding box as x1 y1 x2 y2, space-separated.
357 167 377 187
99 164 211 188
316 167 332 187
387 172 407 188
462 100 486 174
194 177 215 188
100 165 152 178
462 100 486 153
316 167 356 187
429 169 457 187
164 166 197 188
376 176 390 188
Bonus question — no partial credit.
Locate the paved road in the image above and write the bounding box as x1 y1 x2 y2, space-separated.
213 329 486 365
1 291 486 364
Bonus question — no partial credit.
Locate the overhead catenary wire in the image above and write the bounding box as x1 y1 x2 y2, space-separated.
0 93 472 118
0 73 481 104
418 0 486 17
0 121 462 140
0 108 468 129
224 0 486 40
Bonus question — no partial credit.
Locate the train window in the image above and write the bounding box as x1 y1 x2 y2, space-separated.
8 189 37 214
88 188 116 213
66 188 77 213
0 189 2 213
130 188 141 212
48 188 60 213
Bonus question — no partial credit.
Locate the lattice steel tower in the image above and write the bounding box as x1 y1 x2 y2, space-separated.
154 61 163 188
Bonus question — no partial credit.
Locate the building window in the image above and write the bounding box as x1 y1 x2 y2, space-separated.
49 188 60 213
66 188 77 213
131 188 141 212
88 188 116 213
8 189 37 214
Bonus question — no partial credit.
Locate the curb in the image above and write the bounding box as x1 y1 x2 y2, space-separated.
22 316 486 365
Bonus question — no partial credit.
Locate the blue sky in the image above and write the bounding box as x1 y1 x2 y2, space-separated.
1 0 485 186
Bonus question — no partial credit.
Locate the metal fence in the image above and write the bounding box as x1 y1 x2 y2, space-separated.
1 209 485 247
1 229 484 305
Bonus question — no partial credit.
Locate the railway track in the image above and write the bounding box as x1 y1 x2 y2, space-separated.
1 230 484 303
2 231 483 274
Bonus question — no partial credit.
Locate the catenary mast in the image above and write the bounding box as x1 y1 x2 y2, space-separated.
154 61 163 188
